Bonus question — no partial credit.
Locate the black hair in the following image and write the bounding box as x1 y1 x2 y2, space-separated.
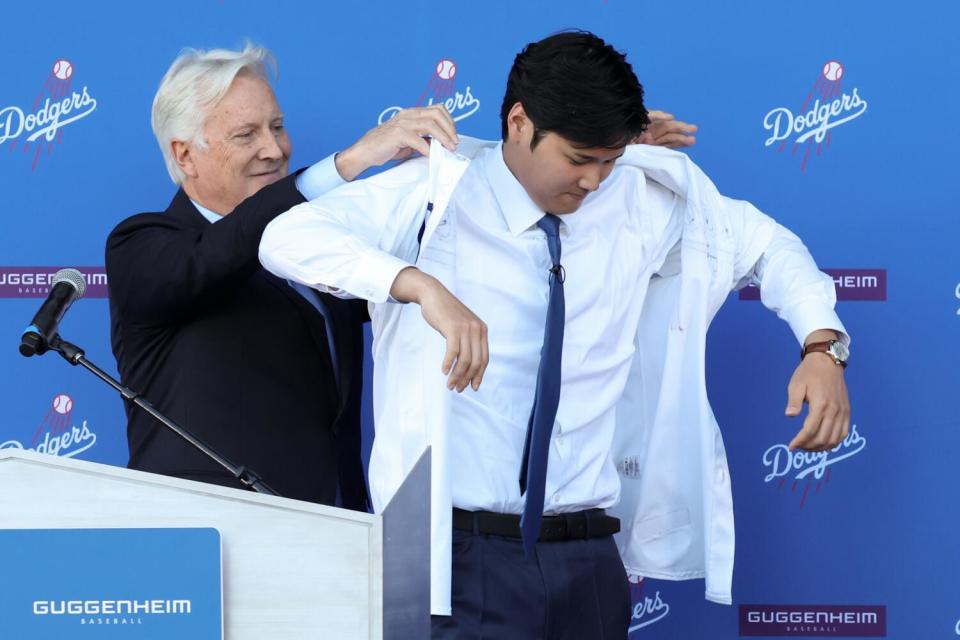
499 30 650 149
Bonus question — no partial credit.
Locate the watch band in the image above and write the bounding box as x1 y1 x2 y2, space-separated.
801 340 848 368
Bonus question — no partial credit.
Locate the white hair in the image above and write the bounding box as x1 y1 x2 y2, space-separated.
151 43 276 184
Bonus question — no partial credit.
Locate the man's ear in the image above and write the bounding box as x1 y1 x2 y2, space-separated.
171 139 199 179
506 102 533 145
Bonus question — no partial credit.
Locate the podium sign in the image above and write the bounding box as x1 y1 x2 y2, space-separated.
0 528 223 639
0 447 430 638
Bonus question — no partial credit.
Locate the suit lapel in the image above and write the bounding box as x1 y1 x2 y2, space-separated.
169 187 354 422
317 292 360 423
165 189 213 229
258 271 350 416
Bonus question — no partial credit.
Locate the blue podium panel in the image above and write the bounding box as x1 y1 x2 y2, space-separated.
0 528 222 640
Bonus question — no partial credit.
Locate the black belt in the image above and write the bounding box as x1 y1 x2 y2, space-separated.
453 508 620 542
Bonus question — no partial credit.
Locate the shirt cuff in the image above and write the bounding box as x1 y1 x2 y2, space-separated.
782 300 850 347
295 153 347 200
348 249 415 304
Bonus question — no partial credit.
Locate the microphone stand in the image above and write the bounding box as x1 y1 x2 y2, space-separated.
42 333 279 496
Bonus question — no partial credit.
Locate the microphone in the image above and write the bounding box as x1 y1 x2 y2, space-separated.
19 268 86 357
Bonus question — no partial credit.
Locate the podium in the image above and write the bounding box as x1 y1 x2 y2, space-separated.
0 447 431 639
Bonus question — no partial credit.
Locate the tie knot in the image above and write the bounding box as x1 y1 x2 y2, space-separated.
537 214 561 238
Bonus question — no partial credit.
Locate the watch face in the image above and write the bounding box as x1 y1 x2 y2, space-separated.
829 341 850 362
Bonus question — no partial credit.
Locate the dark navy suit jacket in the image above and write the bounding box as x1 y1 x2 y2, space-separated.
105 172 368 509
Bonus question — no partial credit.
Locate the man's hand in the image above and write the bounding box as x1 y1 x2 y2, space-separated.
785 331 851 451
634 110 698 149
390 267 488 393
335 105 459 181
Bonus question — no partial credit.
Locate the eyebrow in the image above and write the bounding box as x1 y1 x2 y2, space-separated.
571 150 625 161
228 122 258 134
227 114 285 135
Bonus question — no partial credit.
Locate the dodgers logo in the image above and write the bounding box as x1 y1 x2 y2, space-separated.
762 424 866 507
0 393 98 459
378 58 481 125
627 577 670 635
762 60 867 171
0 59 98 170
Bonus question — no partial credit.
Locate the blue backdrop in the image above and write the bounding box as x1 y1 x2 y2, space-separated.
2 1 958 638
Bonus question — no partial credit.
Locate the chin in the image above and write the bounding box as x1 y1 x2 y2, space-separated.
251 171 285 191
551 201 584 215
550 193 589 215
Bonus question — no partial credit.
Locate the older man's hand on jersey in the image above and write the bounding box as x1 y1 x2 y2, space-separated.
390 267 489 393
633 110 698 148
784 331 851 451
335 104 459 180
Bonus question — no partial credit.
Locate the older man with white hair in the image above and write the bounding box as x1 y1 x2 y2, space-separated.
105 44 460 507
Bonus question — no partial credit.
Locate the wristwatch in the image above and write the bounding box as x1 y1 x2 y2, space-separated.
801 340 849 368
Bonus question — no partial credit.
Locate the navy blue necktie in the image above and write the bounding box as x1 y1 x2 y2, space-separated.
519 213 565 556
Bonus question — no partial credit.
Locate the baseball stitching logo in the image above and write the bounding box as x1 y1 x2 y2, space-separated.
0 59 98 170
378 58 481 125
0 393 97 459
762 60 868 171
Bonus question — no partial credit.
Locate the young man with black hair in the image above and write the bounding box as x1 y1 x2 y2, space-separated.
260 31 850 639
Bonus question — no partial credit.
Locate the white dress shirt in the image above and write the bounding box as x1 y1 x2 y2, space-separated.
264 142 682 514
259 138 848 614
441 144 683 515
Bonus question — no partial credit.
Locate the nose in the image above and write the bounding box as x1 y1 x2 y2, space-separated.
258 129 285 161
577 165 603 193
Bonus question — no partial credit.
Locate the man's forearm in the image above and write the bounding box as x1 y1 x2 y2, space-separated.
390 266 436 304
334 146 367 183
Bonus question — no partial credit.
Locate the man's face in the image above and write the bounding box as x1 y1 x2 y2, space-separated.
502 107 624 215
178 72 291 214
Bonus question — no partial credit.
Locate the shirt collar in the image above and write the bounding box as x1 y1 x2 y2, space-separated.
483 142 563 236
190 199 223 224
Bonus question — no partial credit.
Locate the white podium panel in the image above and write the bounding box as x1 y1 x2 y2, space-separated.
0 449 384 639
